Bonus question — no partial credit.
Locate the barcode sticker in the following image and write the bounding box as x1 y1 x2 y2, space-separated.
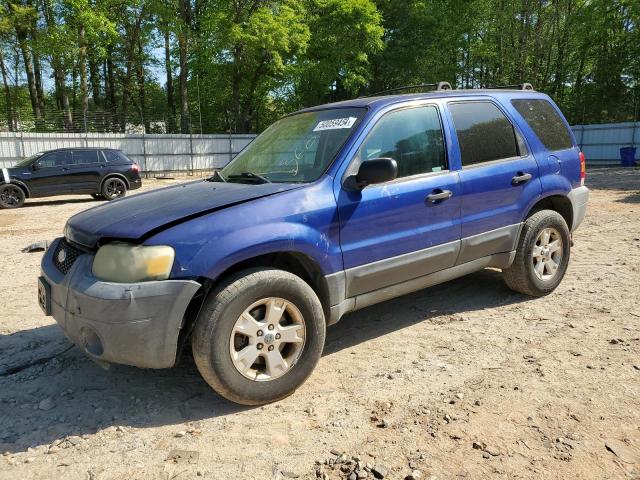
313 117 358 131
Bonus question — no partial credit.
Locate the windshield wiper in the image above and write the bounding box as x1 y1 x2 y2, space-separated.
226 172 271 184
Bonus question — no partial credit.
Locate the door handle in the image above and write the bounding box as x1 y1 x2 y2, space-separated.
511 172 532 185
426 189 453 203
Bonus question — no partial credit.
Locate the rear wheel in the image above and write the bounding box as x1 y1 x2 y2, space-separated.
192 268 325 405
101 177 127 200
503 209 571 296
0 184 25 209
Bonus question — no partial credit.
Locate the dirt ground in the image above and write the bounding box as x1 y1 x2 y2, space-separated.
0 169 639 480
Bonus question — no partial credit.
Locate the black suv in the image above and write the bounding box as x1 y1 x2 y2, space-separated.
0 148 142 209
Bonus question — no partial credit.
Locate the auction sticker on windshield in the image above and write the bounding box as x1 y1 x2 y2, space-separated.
313 117 358 131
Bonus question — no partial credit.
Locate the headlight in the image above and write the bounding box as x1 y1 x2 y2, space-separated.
92 242 175 283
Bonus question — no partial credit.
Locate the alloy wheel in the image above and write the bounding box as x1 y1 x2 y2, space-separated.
229 297 306 382
531 227 563 281
105 179 125 199
0 185 24 207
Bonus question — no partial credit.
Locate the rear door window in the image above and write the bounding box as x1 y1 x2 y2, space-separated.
72 150 99 164
448 101 521 166
511 99 574 151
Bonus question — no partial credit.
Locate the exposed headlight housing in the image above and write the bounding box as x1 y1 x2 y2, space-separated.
92 242 175 283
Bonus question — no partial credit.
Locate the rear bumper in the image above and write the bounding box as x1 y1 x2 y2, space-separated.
568 185 589 231
40 238 200 368
129 177 142 190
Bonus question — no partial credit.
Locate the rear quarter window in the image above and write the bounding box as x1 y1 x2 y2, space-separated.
511 99 574 151
103 150 131 163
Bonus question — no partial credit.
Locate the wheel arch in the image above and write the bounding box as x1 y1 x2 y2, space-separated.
524 194 573 230
100 173 130 191
1 179 31 198
176 251 334 361
213 251 331 320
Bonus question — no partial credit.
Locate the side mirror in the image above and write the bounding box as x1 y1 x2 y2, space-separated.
346 158 398 190
31 162 39 171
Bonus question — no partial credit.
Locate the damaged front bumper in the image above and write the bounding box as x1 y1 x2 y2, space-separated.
40 238 201 369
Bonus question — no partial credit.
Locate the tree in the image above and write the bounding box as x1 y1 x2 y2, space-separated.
296 0 384 106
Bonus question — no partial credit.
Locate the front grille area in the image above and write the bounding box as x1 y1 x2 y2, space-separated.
53 239 85 275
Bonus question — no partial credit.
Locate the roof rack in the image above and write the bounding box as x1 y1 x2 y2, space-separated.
364 81 452 97
484 83 534 91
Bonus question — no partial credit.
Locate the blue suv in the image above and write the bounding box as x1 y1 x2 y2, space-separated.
39 85 589 405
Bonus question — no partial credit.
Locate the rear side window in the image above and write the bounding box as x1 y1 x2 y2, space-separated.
357 105 447 178
511 99 574 151
72 150 99 164
449 101 520 166
103 150 130 163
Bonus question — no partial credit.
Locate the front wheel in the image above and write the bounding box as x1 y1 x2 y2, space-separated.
192 268 326 405
503 209 571 296
102 177 127 200
0 184 25 209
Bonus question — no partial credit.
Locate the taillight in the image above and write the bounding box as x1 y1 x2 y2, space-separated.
131 164 140 173
579 151 586 186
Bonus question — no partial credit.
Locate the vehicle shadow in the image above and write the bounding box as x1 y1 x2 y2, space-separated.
0 269 526 453
23 197 103 208
586 167 639 191
615 191 640 204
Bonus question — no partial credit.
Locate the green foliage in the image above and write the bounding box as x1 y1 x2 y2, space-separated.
1 0 639 132
295 0 384 105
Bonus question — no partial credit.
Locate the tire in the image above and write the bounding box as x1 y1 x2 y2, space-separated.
101 177 127 200
503 209 571 296
0 184 26 209
91 193 104 200
192 268 326 405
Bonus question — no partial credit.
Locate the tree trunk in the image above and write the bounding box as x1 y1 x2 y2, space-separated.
41 0 71 129
78 25 89 132
136 38 148 131
106 48 116 113
16 27 42 122
32 52 45 116
89 54 101 108
0 50 15 131
30 26 45 117
53 62 73 130
164 28 177 133
71 63 78 113
178 0 191 133
231 44 241 133
120 10 145 132
178 34 190 133
88 54 102 130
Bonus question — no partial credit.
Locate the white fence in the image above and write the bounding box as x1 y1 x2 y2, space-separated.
572 122 639 165
0 123 637 171
0 132 256 172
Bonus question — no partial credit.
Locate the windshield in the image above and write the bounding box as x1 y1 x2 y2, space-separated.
220 108 366 183
15 153 43 167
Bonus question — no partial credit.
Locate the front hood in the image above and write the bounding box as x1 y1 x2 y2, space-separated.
66 180 299 247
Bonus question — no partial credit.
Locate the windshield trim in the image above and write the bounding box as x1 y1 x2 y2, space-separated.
221 107 368 185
